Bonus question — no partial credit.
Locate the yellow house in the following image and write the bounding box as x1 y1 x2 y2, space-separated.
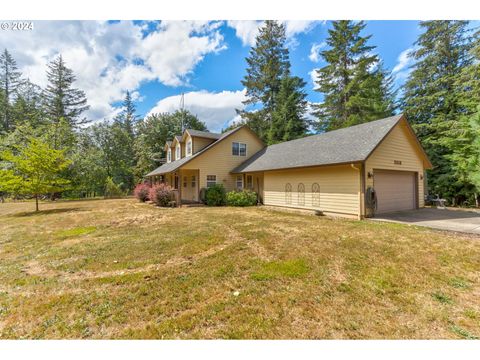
145 114 432 219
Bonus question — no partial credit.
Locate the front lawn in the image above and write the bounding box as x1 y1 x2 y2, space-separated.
0 199 479 339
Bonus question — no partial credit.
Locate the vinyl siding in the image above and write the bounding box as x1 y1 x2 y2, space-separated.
193 137 216 154
263 164 361 216
181 127 265 192
365 118 426 213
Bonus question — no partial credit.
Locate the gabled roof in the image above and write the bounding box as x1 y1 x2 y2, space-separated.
185 129 222 140
146 126 244 177
232 114 431 173
163 141 172 151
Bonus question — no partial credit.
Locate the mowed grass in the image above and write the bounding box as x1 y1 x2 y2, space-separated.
0 199 479 339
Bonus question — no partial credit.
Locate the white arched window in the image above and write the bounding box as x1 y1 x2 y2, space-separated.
167 148 172 163
186 139 192 156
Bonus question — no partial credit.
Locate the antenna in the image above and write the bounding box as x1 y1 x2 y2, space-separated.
180 92 185 132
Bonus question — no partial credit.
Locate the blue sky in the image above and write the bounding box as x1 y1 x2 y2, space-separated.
0 20 476 132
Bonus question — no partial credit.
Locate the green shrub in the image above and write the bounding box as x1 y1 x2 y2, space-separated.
226 190 257 206
104 177 124 198
205 184 226 206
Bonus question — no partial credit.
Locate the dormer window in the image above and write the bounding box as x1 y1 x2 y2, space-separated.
167 148 172 163
186 139 192 156
176 143 181 160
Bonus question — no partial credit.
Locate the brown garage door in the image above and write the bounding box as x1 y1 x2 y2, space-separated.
374 170 416 214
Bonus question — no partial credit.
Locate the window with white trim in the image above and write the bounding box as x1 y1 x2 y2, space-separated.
232 142 247 156
191 175 196 188
206 175 216 188
236 175 243 190
246 175 253 190
186 139 192 156
176 143 181 159
167 148 172 163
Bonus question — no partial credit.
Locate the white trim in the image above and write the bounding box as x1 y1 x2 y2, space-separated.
186 138 192 157
232 141 247 157
236 175 243 190
206 175 216 188
167 148 172 163
176 143 181 160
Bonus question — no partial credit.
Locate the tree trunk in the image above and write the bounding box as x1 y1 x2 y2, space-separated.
475 193 479 208
35 194 39 212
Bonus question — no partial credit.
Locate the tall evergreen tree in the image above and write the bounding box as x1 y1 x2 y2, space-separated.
115 90 137 139
11 80 44 128
43 55 90 129
402 21 474 203
0 49 22 132
268 75 308 144
240 20 291 140
312 21 395 132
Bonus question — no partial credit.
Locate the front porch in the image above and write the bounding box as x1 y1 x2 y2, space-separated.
148 169 200 206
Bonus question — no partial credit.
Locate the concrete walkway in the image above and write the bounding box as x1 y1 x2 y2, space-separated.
371 208 480 235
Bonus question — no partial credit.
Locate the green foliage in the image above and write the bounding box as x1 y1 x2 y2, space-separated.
205 184 226 206
226 190 257 206
0 49 22 133
268 75 308 144
402 21 475 204
0 137 71 211
104 177 124 199
240 21 292 141
313 21 396 132
43 55 90 129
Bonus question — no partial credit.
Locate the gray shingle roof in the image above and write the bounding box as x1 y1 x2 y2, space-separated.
145 126 242 177
174 135 182 142
232 115 404 173
186 129 221 140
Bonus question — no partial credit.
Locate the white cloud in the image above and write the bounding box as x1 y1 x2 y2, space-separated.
392 48 415 83
393 48 413 73
148 89 247 132
309 41 326 62
227 20 318 47
0 20 226 121
226 20 261 47
309 69 320 90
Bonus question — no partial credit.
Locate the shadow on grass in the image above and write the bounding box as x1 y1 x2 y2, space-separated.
11 207 86 217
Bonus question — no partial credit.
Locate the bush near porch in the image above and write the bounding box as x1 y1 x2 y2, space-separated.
226 190 257 206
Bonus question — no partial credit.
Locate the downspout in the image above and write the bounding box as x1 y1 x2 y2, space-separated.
350 163 362 220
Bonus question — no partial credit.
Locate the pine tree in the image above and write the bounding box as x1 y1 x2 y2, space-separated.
115 90 137 139
0 49 22 132
268 75 308 144
402 21 474 203
240 20 291 140
312 21 395 132
11 80 44 128
43 55 90 129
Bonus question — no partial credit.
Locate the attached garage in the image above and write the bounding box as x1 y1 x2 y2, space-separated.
374 170 417 214
232 114 432 219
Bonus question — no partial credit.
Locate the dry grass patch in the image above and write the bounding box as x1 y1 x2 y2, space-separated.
0 199 479 339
